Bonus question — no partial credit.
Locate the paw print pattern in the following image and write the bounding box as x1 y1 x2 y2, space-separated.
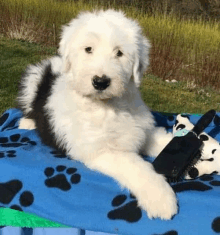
166 115 175 127
171 178 220 234
50 150 71 160
0 150 16 158
107 194 142 222
0 112 18 131
0 179 34 211
172 173 220 193
212 217 220 233
0 134 36 149
44 165 81 191
0 113 9 127
154 231 178 235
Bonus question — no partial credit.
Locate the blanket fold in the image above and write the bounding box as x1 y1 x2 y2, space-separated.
1 108 220 235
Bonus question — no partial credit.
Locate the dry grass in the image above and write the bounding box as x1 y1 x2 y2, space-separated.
0 0 219 91
5 21 44 43
139 14 220 90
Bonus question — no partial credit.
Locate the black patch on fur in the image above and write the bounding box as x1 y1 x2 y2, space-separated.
212 149 217 154
199 134 209 141
188 167 199 179
176 124 185 131
180 114 190 120
25 63 66 154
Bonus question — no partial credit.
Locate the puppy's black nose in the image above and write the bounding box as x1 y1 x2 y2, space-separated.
92 75 111 91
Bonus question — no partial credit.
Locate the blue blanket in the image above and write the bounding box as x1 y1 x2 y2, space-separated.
1 108 220 235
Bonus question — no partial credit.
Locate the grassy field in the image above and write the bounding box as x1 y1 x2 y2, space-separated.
0 37 56 114
1 36 219 116
0 0 220 115
0 0 219 91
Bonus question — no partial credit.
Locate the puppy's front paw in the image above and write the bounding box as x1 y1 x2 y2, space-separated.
137 175 178 220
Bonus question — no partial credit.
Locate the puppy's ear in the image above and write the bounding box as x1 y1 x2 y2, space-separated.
58 11 94 73
59 16 82 73
133 36 151 88
63 55 71 73
59 51 71 73
58 23 74 73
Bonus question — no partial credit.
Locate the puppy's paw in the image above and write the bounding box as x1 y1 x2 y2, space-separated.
19 118 36 130
137 175 178 220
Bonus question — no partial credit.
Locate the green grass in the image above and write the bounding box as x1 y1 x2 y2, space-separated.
0 37 56 114
1 37 220 115
140 74 220 114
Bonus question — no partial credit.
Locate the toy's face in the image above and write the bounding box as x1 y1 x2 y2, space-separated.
174 129 189 137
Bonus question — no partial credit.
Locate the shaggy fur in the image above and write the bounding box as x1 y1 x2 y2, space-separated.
17 9 178 220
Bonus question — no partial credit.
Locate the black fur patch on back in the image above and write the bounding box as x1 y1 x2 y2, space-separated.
27 63 66 154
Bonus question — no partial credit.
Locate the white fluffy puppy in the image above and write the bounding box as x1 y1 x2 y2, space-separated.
17 9 177 220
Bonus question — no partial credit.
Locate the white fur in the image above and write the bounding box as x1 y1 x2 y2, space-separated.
19 118 36 130
18 9 177 220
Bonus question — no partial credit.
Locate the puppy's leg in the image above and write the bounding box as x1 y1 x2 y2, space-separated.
18 117 36 130
87 151 178 220
143 127 173 157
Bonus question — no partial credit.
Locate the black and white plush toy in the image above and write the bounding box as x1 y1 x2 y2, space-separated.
173 114 220 179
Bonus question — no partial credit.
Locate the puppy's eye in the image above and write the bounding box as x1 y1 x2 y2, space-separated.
116 50 123 57
85 47 92 53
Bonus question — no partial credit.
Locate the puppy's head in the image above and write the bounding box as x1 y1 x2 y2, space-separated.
59 9 150 100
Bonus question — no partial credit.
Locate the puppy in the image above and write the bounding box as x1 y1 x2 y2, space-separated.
17 9 177 220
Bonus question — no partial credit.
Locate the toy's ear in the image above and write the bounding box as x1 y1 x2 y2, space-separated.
133 36 151 88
